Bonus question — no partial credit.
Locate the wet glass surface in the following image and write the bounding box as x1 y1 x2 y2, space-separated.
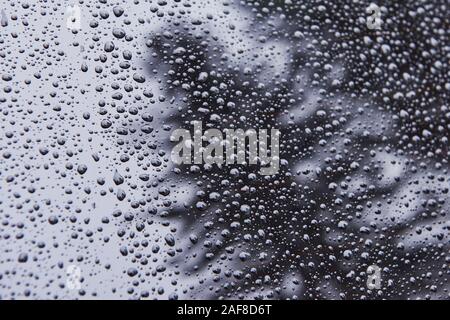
0 0 449 300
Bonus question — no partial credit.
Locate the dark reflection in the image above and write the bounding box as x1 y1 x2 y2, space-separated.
139 0 449 299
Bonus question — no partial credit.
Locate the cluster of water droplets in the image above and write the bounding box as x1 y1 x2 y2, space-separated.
0 0 448 299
